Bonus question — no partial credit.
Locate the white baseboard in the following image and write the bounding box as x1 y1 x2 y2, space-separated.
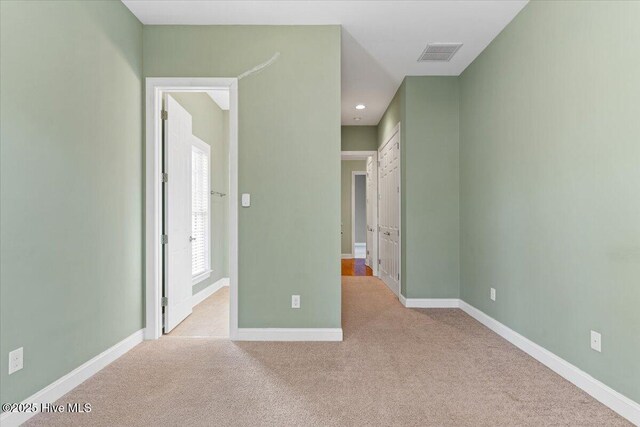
0 329 144 427
399 294 460 308
191 277 229 307
459 300 640 425
341 254 353 259
236 328 343 342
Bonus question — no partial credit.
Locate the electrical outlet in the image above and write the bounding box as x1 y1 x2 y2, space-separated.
590 330 602 352
291 295 300 309
490 288 496 301
8 347 23 375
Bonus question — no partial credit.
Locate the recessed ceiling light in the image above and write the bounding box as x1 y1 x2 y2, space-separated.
355 104 366 110
354 117 362 121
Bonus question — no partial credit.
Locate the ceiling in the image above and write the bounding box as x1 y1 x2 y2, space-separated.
123 0 528 125
206 90 229 111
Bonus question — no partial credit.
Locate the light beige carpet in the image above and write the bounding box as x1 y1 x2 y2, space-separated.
168 286 229 338
26 277 629 426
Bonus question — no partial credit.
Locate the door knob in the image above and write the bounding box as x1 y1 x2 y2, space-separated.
189 236 196 242
384 231 391 236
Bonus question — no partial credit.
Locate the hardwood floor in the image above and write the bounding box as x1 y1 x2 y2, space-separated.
341 258 373 276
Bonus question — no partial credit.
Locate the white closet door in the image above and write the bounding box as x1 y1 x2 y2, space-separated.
378 130 400 296
365 156 376 269
163 95 193 332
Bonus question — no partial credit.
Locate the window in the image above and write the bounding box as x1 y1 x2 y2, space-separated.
191 136 210 282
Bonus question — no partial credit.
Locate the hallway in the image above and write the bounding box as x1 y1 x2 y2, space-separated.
26 277 626 426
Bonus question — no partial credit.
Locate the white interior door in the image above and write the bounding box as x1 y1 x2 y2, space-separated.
163 95 193 332
365 156 377 270
379 130 400 296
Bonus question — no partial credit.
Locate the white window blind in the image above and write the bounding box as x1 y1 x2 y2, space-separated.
191 137 210 278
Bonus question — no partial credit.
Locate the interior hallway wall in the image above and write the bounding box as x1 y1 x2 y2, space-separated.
376 78 460 299
354 175 366 244
167 93 229 296
403 77 460 299
0 0 143 405
341 161 366 255
144 25 342 328
460 0 640 403
341 126 377 151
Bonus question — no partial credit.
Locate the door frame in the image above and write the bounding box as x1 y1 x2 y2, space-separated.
351 171 367 258
341 150 378 276
378 122 401 297
145 77 239 340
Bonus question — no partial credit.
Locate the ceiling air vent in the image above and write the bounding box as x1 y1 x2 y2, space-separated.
418 43 463 62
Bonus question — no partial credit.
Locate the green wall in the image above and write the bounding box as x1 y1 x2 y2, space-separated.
341 126 377 151
0 0 143 405
460 0 640 403
403 77 460 299
376 78 459 298
167 93 229 296
377 83 405 150
144 25 342 328
341 161 367 254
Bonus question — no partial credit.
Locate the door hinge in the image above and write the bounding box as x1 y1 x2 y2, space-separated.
161 110 168 120
161 172 168 183
161 234 168 244
161 297 168 306
397 273 400 280
378 258 381 264
396 142 399 149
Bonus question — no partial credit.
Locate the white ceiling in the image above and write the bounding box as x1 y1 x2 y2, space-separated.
123 0 528 125
206 90 230 111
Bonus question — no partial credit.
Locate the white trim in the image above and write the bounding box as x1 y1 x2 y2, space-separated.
145 78 239 341
191 277 229 307
0 329 144 427
459 300 640 425
399 295 460 308
351 171 366 257
341 253 353 259
236 328 343 342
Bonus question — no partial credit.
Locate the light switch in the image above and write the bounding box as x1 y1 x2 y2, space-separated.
242 193 251 207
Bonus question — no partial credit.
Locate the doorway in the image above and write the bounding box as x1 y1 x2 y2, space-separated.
162 91 230 338
341 151 377 277
145 78 238 340
352 171 367 259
